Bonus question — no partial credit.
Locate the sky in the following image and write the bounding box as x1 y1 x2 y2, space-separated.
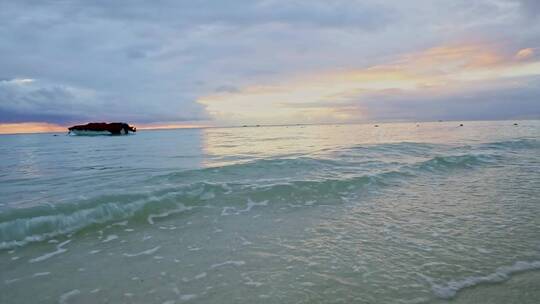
1 0 539 133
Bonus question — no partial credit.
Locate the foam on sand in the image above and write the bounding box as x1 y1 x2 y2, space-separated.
423 260 540 299
58 289 80 304
210 260 246 269
123 245 161 257
29 240 71 263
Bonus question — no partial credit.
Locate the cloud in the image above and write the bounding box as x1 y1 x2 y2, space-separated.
53 0 395 30
358 78 540 121
515 48 535 60
213 85 241 94
516 0 540 16
1 1 539 127
198 43 540 123
0 122 65 134
0 78 204 124
0 79 90 123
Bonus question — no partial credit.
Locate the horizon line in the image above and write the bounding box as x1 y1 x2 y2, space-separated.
1 118 538 135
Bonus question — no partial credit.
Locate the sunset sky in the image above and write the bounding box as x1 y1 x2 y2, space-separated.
1 0 539 133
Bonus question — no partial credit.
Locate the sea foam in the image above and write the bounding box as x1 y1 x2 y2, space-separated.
425 260 540 299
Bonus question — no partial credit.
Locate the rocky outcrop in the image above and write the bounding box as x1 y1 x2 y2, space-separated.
68 122 136 135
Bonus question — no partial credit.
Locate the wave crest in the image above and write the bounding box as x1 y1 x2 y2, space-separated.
424 260 540 299
0 151 500 249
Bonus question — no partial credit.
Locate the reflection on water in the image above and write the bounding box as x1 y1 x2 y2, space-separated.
0 120 539 304
201 121 535 167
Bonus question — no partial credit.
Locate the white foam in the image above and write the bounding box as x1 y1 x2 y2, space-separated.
200 191 215 200
69 130 111 135
221 206 236 216
111 221 128 226
242 273 263 287
239 236 252 245
31 272 51 278
4 278 21 285
0 197 150 250
59 289 80 304
194 272 207 280
476 247 492 254
29 240 71 263
245 281 263 287
180 294 197 301
123 245 161 257
147 204 191 224
241 199 268 213
102 234 118 243
211 260 246 269
425 260 540 299
221 199 268 216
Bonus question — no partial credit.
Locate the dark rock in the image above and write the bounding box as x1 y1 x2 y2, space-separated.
68 122 136 135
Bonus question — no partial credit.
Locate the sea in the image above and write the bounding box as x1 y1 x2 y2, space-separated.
0 120 539 304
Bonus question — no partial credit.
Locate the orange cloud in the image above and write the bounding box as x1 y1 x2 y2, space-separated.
398 45 504 71
0 122 211 134
198 43 540 124
137 123 209 130
515 48 535 60
0 122 65 134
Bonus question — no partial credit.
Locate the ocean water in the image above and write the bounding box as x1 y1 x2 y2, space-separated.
1 121 539 304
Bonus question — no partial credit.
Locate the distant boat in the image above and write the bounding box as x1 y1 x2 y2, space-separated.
68 122 136 136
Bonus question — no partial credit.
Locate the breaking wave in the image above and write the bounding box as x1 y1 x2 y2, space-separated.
0 150 502 250
424 260 540 299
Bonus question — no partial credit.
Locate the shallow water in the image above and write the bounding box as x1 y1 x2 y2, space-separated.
1 121 539 303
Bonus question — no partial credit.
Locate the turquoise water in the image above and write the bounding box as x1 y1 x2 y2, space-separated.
1 121 539 303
